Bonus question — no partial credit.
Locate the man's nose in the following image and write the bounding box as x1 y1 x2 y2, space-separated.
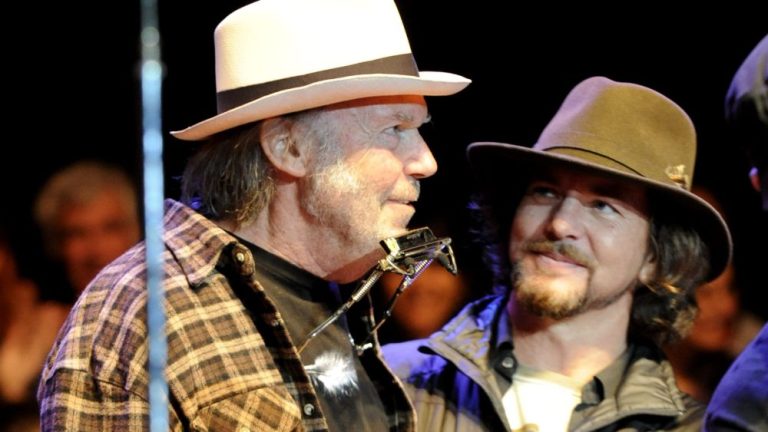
544 197 585 240
403 132 437 179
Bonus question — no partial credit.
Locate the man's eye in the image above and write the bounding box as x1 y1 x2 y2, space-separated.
593 200 618 214
528 185 557 198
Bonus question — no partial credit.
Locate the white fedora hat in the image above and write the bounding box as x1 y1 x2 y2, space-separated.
171 0 471 141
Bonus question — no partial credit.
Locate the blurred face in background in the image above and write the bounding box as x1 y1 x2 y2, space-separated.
686 263 739 351
685 187 740 351
378 265 469 339
56 188 141 294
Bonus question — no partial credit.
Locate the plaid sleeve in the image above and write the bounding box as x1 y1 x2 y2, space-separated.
39 366 306 431
38 368 182 432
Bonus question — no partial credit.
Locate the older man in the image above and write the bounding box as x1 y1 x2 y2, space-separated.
37 0 469 430
384 77 731 431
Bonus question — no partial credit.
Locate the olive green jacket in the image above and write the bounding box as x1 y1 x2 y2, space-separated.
384 295 703 432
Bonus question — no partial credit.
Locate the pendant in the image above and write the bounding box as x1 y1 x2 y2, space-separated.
305 350 359 398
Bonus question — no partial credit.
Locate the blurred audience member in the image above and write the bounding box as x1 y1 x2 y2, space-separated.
0 227 68 431
725 36 768 212
705 34 768 431
665 188 763 402
2 161 141 429
376 264 471 341
34 161 141 296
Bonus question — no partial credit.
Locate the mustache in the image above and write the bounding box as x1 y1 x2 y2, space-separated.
524 240 596 270
393 178 420 202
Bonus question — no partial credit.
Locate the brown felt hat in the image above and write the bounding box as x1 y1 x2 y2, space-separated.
468 76 731 281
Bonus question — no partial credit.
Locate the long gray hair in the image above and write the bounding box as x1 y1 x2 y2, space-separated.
181 122 275 226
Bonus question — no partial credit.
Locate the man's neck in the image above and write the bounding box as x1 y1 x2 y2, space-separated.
508 292 632 384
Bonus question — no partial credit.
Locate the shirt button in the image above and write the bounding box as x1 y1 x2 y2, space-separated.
235 252 246 263
501 356 515 369
303 403 315 416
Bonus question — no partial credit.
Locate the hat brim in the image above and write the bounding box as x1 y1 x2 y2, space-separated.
467 142 732 281
171 71 470 141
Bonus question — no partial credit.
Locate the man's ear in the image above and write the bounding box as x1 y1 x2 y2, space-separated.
260 117 308 177
638 252 656 285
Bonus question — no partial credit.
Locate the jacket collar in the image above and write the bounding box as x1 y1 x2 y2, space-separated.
425 295 691 428
424 295 506 372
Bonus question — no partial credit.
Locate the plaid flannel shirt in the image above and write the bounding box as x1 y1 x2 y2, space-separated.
38 199 415 431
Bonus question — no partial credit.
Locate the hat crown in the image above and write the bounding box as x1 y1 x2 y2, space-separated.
171 0 470 141
215 0 413 94
536 76 697 190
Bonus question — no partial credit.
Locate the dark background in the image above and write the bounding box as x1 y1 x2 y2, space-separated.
3 3 766 316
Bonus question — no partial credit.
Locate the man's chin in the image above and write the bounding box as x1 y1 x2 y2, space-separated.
514 277 587 319
516 291 585 320
378 224 411 241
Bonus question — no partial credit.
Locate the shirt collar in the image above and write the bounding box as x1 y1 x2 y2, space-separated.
161 199 238 287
